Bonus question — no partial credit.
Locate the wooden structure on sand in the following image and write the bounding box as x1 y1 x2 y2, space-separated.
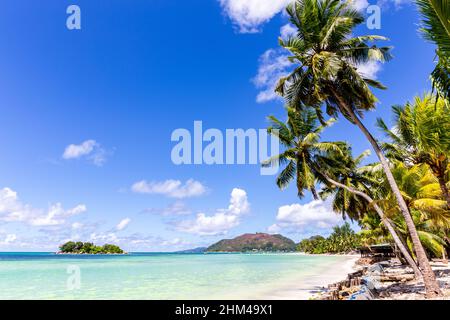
359 243 396 258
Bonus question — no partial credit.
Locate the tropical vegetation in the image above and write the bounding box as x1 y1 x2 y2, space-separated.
263 0 450 297
297 223 361 254
264 107 422 277
377 94 450 207
59 241 125 254
416 0 450 99
206 233 297 252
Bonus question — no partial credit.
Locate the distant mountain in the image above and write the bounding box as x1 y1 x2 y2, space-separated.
206 233 297 252
174 247 207 254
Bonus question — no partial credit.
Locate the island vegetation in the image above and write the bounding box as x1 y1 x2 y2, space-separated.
261 0 450 297
206 233 297 252
58 241 125 254
297 223 361 254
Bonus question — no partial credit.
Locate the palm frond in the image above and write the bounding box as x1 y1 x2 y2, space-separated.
417 0 450 55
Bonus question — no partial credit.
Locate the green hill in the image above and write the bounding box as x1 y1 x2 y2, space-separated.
206 233 297 252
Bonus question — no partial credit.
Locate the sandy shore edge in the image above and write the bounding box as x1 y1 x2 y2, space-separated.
259 254 359 300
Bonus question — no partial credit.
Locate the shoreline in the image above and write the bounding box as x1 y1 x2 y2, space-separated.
54 252 129 255
256 254 359 300
309 257 450 300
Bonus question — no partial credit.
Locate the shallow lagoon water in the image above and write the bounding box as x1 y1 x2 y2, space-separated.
0 252 349 299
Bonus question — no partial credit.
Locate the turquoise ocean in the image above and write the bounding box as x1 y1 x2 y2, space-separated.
0 252 349 299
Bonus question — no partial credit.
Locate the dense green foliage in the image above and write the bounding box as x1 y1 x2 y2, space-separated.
262 0 450 296
59 241 124 254
207 233 297 252
265 0 450 269
297 223 361 254
275 0 390 123
377 94 450 207
416 0 450 99
274 0 448 296
263 107 340 200
366 162 450 258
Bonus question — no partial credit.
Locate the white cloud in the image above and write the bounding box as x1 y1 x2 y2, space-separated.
0 234 17 245
218 0 409 33
226 188 250 215
30 204 87 226
71 222 83 230
356 61 382 79
280 23 296 40
0 187 86 226
89 232 118 243
269 200 342 232
0 188 22 214
267 223 281 234
349 0 370 11
177 213 240 236
219 0 292 33
63 140 96 159
253 49 291 103
62 140 108 166
116 218 131 231
131 179 207 199
176 188 250 236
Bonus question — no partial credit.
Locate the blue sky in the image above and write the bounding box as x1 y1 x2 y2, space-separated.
0 0 437 251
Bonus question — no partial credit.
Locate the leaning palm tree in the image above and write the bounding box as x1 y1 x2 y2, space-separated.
319 148 376 221
375 163 450 259
264 109 422 277
316 146 422 276
264 107 339 199
377 94 450 207
416 0 450 99
276 0 440 295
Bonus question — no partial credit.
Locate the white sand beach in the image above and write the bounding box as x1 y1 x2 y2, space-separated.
248 254 359 300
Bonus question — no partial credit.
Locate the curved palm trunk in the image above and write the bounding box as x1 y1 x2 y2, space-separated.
330 89 442 297
319 172 422 278
437 176 450 208
429 162 450 208
310 187 320 200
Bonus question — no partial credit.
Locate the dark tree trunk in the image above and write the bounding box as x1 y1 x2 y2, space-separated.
429 161 450 208
437 175 450 208
320 172 422 278
330 89 442 297
310 187 319 200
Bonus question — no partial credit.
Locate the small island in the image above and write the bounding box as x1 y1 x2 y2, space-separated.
57 241 126 254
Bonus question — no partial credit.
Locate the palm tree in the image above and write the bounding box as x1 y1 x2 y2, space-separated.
264 107 339 199
327 223 360 253
276 0 440 295
416 0 450 99
359 213 390 246
375 163 450 259
264 109 422 277
316 147 422 276
377 94 450 207
319 148 376 221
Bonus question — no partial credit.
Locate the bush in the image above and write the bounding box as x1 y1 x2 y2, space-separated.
297 223 361 254
59 241 76 253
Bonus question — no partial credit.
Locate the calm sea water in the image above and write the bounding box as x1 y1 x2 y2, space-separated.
0 252 347 299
